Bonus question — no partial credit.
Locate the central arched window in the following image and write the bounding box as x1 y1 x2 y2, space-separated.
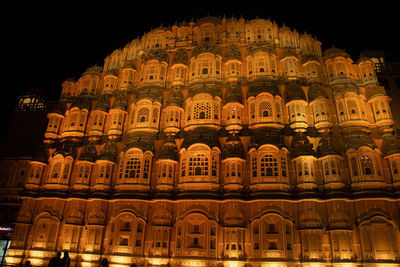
249 145 289 186
118 149 153 185
179 145 220 187
184 93 221 129
47 155 73 185
248 93 282 127
189 53 222 81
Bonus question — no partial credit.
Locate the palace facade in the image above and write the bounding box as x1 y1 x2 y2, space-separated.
3 16 400 266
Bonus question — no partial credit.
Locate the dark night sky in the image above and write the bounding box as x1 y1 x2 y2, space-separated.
2 0 399 137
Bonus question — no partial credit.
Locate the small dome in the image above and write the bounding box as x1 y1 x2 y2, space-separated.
317 134 341 157
247 80 280 98
224 83 243 104
285 82 306 103
344 132 376 151
136 86 163 103
324 47 350 59
308 83 328 102
79 144 97 162
158 138 178 161
111 96 127 111
188 82 222 98
69 97 91 110
198 16 222 26
83 65 102 76
95 96 110 112
123 137 154 153
98 141 118 162
166 89 184 107
224 45 241 61
181 128 220 150
290 132 315 158
381 134 400 157
223 134 245 159
172 49 189 65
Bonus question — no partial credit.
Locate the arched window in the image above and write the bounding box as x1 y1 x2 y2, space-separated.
107 213 145 254
359 216 400 261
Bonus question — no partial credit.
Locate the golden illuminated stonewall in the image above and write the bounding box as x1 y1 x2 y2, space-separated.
4 16 400 266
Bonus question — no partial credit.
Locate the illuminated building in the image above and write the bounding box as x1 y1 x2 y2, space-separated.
3 16 400 266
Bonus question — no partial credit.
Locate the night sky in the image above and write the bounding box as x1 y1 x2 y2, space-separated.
2 0 399 138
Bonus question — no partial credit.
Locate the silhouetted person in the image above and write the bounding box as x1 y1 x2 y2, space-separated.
130 264 136 267
24 260 32 267
100 258 109 267
61 251 70 267
48 252 62 267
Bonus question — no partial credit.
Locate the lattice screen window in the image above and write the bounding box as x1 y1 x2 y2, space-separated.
137 107 150 122
350 157 359 177
193 101 212 120
143 158 150 179
337 101 345 120
78 164 91 178
145 66 158 81
167 110 174 122
259 101 273 118
361 154 374 175
180 155 186 177
214 102 219 119
260 154 278 177
251 156 258 177
255 57 268 74
250 103 255 119
78 112 86 128
275 102 281 119
62 163 70 179
280 155 287 177
99 164 112 179
29 165 43 179
186 104 192 121
188 153 209 176
392 161 399 175
124 157 141 178
70 113 78 127
152 107 159 123
227 62 240 78
52 162 62 178
160 164 167 178
211 154 218 176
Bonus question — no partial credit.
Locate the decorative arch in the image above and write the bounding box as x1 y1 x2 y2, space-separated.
105 210 146 254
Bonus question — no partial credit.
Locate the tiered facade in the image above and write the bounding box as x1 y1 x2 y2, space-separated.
5 16 400 266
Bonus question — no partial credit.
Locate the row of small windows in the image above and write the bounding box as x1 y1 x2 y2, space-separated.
65 56 377 97
32 147 396 188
